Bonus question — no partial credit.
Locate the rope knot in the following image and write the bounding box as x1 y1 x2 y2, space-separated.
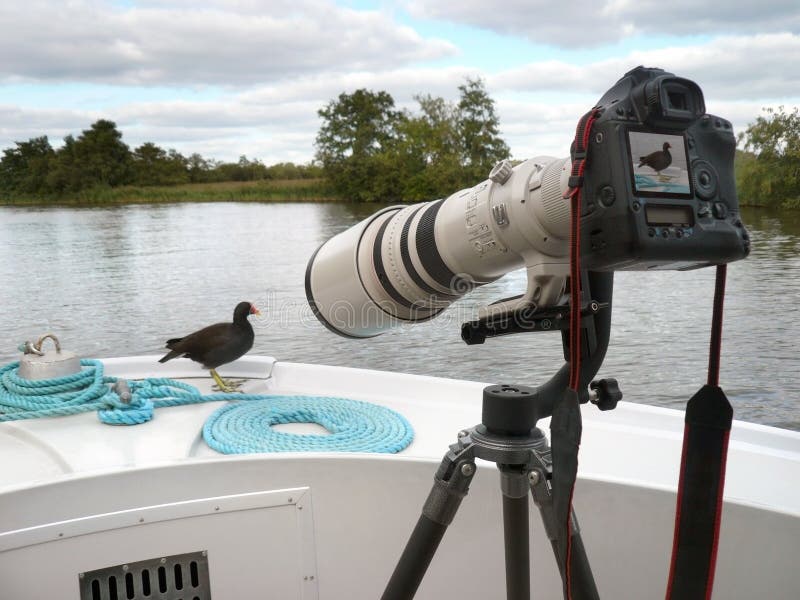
97 383 155 425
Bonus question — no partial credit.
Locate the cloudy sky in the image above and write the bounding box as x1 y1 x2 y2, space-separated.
1 0 798 165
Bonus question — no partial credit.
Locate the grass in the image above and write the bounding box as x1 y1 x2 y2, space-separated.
0 178 337 206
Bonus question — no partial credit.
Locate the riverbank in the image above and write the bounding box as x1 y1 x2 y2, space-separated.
1 177 795 209
0 178 336 206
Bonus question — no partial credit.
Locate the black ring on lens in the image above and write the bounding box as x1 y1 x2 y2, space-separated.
305 242 371 339
401 204 459 300
415 199 467 293
373 217 418 310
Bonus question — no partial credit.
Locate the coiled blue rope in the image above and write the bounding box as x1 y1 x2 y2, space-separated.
0 359 250 425
0 359 414 454
203 397 414 454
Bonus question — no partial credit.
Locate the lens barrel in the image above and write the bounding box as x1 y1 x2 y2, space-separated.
305 203 467 338
306 156 572 338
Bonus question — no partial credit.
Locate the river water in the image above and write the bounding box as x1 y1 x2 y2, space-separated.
0 202 797 430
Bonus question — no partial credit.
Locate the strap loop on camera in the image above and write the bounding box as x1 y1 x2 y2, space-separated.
567 175 584 190
550 106 602 600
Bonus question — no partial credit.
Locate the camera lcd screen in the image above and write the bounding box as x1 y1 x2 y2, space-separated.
628 131 692 197
645 204 694 226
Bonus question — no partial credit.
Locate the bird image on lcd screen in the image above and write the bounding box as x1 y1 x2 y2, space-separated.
638 142 673 174
159 301 260 392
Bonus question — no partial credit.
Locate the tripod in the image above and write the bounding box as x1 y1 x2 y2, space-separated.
381 272 618 600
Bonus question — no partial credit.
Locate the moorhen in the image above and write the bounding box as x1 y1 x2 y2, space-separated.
638 142 672 174
159 301 260 392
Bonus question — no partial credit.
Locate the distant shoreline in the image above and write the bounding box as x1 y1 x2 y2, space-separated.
0 178 338 206
0 178 792 209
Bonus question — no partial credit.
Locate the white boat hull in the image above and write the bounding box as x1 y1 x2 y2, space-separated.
1 356 799 599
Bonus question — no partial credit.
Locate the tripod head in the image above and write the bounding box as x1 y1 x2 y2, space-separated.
482 384 549 436
470 270 620 430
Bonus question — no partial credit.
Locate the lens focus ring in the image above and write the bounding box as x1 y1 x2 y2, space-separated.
415 200 467 293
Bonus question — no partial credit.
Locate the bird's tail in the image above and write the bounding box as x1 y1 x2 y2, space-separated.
158 349 182 363
159 338 184 363
638 157 645 167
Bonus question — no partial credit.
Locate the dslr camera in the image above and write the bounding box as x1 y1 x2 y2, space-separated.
306 66 750 338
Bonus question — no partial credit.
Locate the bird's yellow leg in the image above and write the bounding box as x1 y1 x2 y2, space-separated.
210 369 241 393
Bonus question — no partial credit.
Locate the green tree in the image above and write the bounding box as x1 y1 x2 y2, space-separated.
187 153 212 183
395 94 463 200
315 89 405 202
737 106 800 207
238 155 269 181
456 78 510 182
0 136 55 195
46 120 132 193
265 162 324 180
212 155 269 182
131 143 189 186
45 135 83 194
76 119 132 187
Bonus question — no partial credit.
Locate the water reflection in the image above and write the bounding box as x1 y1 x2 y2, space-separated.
0 202 797 430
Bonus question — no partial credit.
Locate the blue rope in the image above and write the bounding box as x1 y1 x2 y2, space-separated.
0 359 247 425
0 359 414 454
203 397 414 454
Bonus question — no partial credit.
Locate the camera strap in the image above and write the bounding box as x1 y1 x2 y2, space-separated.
666 264 733 600
550 107 602 600
562 109 733 600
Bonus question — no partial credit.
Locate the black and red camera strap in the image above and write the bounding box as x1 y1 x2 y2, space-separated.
565 107 601 392
560 109 733 600
550 106 602 600
666 264 732 600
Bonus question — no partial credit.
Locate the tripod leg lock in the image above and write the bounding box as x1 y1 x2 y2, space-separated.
422 458 476 526
499 466 531 499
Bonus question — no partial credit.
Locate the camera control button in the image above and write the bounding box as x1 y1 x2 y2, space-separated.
692 160 719 200
713 202 728 219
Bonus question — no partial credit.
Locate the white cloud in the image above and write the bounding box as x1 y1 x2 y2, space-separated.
488 34 800 101
0 15 797 166
0 0 456 85
405 0 800 47
237 66 480 106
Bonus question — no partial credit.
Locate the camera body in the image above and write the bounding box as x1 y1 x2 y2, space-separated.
580 66 750 270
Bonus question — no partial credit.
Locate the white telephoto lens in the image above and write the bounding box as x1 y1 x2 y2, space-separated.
306 157 572 338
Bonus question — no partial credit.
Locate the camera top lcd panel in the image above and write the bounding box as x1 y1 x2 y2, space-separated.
579 66 750 271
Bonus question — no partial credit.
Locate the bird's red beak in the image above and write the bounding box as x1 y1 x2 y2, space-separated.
250 305 261 316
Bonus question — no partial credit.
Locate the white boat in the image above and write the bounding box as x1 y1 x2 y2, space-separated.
1 354 799 599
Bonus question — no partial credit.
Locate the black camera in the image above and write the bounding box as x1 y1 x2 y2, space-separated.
579 66 750 270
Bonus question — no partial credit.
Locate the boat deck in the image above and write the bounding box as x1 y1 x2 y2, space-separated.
3 355 798 510
1 356 799 599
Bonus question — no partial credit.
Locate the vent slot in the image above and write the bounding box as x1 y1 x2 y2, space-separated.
79 551 211 600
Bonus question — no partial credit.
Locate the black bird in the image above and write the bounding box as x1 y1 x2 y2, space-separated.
638 142 672 174
159 301 260 392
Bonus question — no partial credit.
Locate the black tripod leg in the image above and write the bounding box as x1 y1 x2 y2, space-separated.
381 453 476 600
530 473 599 600
560 523 598 600
500 468 530 600
545 514 598 600
381 515 447 600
